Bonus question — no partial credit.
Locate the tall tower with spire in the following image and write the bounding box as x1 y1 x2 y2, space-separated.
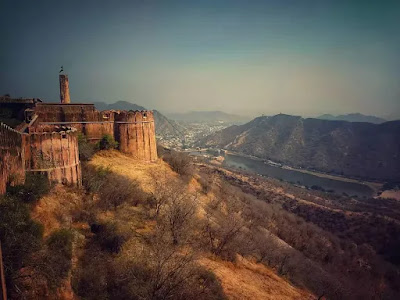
59 67 71 104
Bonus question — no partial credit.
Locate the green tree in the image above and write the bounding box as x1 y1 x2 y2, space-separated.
97 135 118 150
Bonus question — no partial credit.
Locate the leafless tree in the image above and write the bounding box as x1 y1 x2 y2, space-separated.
158 188 198 245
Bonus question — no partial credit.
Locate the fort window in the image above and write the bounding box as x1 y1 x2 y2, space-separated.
143 112 147 119
62 133 67 139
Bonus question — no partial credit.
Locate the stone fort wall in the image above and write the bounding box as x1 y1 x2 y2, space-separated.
34 103 158 161
0 123 25 194
115 110 157 161
0 94 157 194
0 122 82 195
24 126 81 187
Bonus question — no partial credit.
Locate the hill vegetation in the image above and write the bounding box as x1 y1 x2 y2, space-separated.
0 145 318 299
1 133 399 299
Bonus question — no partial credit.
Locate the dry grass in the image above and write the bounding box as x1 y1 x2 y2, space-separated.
89 150 174 193
91 150 212 215
32 185 87 237
200 255 314 300
83 151 315 299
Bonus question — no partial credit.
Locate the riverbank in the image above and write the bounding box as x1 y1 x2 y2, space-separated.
223 150 382 192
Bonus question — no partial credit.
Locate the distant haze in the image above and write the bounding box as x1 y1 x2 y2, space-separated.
1 0 399 119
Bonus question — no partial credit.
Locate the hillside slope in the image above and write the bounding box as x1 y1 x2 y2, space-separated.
87 150 313 300
200 256 312 300
3 149 398 299
198 114 400 181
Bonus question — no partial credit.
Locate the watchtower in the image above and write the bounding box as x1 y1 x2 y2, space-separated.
59 74 71 104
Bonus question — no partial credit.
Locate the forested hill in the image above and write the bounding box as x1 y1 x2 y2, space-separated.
197 114 400 181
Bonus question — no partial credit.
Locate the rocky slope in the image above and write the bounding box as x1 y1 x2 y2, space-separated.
197 114 400 181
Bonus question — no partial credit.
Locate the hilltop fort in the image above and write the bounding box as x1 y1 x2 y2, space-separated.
0 73 157 194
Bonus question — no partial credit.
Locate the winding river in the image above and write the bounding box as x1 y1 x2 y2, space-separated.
221 153 374 198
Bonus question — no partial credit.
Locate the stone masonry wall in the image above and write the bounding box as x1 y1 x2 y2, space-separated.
24 127 82 187
34 104 158 161
0 123 25 195
115 111 157 161
34 104 115 142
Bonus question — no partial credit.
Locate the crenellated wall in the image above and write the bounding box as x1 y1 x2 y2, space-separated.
0 123 25 194
34 103 115 142
0 123 82 195
114 110 157 161
1 102 157 195
34 103 158 161
1 77 158 194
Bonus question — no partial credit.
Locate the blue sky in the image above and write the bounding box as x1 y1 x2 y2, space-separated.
1 0 399 118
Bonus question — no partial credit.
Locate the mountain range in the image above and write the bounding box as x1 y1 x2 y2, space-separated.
92 101 185 138
316 113 387 124
198 114 400 181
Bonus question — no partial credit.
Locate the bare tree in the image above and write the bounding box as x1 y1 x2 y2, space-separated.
149 170 176 217
158 189 198 245
202 209 246 257
108 230 226 300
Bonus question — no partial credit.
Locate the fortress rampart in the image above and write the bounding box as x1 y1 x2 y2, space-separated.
0 73 157 194
114 110 157 161
0 122 82 195
33 103 157 161
0 124 25 194
24 127 81 186
33 103 115 142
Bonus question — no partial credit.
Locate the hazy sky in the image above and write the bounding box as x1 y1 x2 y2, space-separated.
1 0 399 118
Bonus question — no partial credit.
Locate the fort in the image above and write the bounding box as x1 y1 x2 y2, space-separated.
0 73 157 194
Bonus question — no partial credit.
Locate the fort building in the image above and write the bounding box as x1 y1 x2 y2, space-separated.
0 73 157 194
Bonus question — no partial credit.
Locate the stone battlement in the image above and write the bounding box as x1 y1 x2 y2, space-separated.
32 104 157 160
0 121 81 195
0 73 157 194
24 126 81 186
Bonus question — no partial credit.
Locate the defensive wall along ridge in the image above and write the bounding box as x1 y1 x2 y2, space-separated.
0 72 158 194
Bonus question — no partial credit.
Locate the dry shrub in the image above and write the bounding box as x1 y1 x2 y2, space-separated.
78 133 96 161
82 164 110 194
82 164 146 210
162 150 194 178
98 173 145 210
0 195 43 295
7 172 50 203
40 229 74 289
197 170 216 194
157 190 198 245
90 221 129 254
73 227 226 300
